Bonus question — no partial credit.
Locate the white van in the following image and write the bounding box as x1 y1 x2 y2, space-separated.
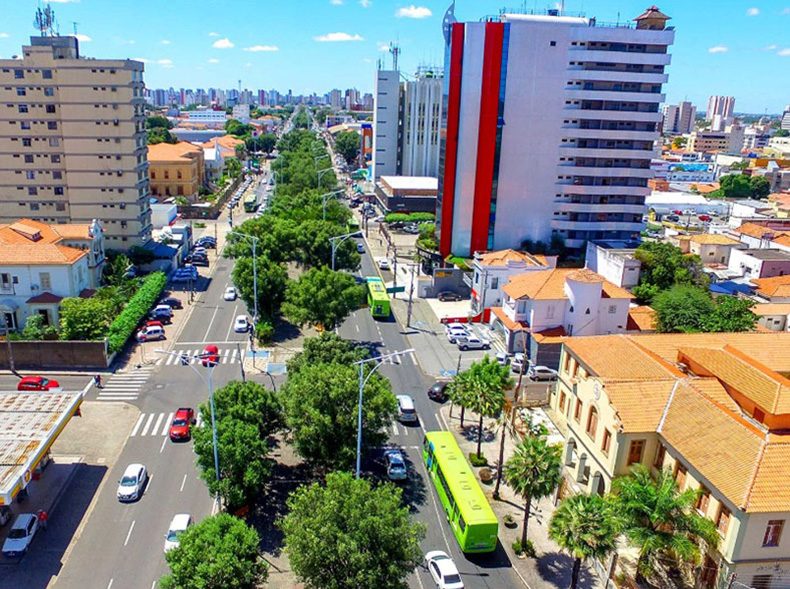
396 395 418 423
164 513 192 552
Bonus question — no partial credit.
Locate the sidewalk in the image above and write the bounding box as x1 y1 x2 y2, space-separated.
437 403 605 589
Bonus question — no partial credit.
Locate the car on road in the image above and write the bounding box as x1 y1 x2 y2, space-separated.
17 376 60 391
672 210 683 216
396 394 418 423
169 408 195 441
384 449 408 481
496 352 510 366
160 297 182 309
437 291 463 302
137 325 165 342
377 258 390 270
223 287 238 301
117 463 148 502
511 353 527 374
666 214 680 222
682 209 695 216
234 315 250 333
428 381 449 403
356 243 365 253
201 345 219 367
456 335 490 351
164 514 192 552
0 506 11 528
191 247 208 256
698 214 712 222
2 514 38 558
445 324 472 344
528 365 558 381
425 551 464 589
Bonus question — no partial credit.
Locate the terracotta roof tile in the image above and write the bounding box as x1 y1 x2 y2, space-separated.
26 292 63 304
753 303 790 316
689 234 743 246
490 306 528 332
502 268 633 301
0 244 86 265
752 276 790 298
602 379 675 433
735 223 790 240
626 306 657 331
747 442 790 512
531 326 566 344
477 249 550 268
564 335 683 380
146 141 203 162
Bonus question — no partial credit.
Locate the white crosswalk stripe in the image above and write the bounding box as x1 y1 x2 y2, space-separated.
130 412 178 437
157 347 242 365
96 366 155 402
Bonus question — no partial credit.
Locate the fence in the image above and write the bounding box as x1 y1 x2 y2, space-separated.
0 339 109 369
176 174 243 220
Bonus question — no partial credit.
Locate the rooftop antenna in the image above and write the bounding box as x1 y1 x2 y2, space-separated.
72 21 79 35
389 42 400 72
34 4 56 37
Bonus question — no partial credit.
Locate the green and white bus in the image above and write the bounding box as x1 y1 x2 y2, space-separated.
422 431 499 553
243 193 258 212
365 276 390 318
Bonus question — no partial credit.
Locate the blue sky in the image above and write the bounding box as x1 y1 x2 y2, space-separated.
2 0 790 113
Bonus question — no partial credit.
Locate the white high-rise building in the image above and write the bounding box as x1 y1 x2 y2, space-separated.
662 101 696 135
706 95 735 131
372 70 401 178
437 6 674 257
781 105 790 132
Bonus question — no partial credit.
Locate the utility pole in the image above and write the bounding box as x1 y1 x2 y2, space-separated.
1 314 15 373
406 263 417 327
392 246 398 289
237 343 246 383
724 573 736 589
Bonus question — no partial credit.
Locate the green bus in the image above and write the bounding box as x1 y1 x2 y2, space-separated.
365 276 390 318
422 431 499 553
243 193 258 212
347 218 360 234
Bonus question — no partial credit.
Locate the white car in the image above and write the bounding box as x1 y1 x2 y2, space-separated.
384 449 408 481
456 335 490 351
396 395 418 423
234 315 250 333
164 513 192 552
445 324 471 344
117 463 148 502
528 365 558 381
377 258 390 270
425 551 464 589
223 287 237 301
2 514 38 558
511 353 527 374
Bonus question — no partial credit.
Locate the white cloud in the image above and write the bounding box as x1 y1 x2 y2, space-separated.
747 7 760 15
708 45 728 53
360 0 370 7
783 7 790 15
764 44 778 50
212 37 234 49
160 40 171 45
208 32 220 37
244 45 279 52
377 41 390 51
314 32 364 42
244 62 252 68
395 5 432 18
207 58 220 63
74 34 92 42
778 48 790 56
133 57 150 63
0 33 9 38
156 59 174 68
330 0 343 4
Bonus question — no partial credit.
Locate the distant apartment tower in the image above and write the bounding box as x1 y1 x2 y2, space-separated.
661 101 696 134
0 36 152 247
329 89 343 109
706 95 735 131
437 7 673 257
782 105 790 132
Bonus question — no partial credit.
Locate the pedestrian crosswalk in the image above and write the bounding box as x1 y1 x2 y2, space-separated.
131 411 205 437
96 365 155 402
155 347 243 366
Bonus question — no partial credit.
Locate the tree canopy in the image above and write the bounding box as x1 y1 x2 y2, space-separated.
334 130 360 164
632 241 707 303
281 471 425 589
711 173 771 200
59 297 113 340
652 284 757 333
146 115 173 130
286 332 368 375
231 257 288 320
282 267 366 330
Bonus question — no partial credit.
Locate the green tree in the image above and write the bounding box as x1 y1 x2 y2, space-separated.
286 332 368 375
259 133 277 154
59 297 113 340
160 513 267 589
454 356 512 458
653 285 758 333
549 494 619 589
20 314 46 340
231 257 288 319
209 380 284 439
279 362 397 470
670 136 687 149
776 129 790 138
297 219 360 270
281 471 425 589
613 465 719 580
225 119 255 137
282 267 366 330
718 174 752 199
225 217 299 264
632 241 707 303
750 175 771 199
334 130 360 164
146 115 173 130
707 295 757 331
146 126 177 145
504 436 563 548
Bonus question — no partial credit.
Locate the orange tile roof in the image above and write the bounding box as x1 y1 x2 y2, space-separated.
502 268 633 301
689 234 742 246
200 135 244 150
0 244 86 265
753 303 790 316
735 222 790 240
477 249 550 268
146 141 203 162
694 183 720 194
626 306 657 331
602 379 676 433
490 306 528 332
0 218 95 265
531 326 566 344
752 275 790 298
564 335 684 381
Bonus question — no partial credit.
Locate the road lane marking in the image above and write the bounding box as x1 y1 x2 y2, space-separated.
152 413 165 437
140 414 155 437
418 459 453 554
202 305 221 343
391 422 399 436
355 325 359 333
163 413 174 436
107 579 114 589
225 304 239 341
160 437 167 453
131 414 145 437
124 520 135 547
180 474 187 492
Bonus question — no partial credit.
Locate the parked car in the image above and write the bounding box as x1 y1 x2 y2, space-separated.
151 304 174 318
528 365 558 381
192 247 208 256
396 395 418 423
682 209 695 216
496 352 510 366
666 214 680 222
672 210 683 215
437 291 463 302
234 315 250 333
169 408 195 441
0 506 11 528
160 297 182 309
17 376 60 391
456 336 490 351
425 551 464 589
137 325 165 342
164 514 192 553
223 287 238 301
147 312 170 325
511 353 527 374
698 215 712 222
377 258 390 270
428 381 449 402
117 463 148 502
188 256 209 267
2 514 38 558
445 324 472 344
403 224 421 234
384 449 408 481
201 344 219 367
145 320 165 330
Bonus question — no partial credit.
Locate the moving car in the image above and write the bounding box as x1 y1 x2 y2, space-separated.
377 258 390 270
403 224 421 234
234 315 250 333
169 408 195 441
396 395 418 423
528 365 558 381
201 344 219 367
356 243 365 253
160 297 182 309
511 353 527 374
384 449 408 481
425 551 464 589
164 513 192 552
456 335 490 351
136 325 165 342
698 214 712 222
496 352 510 366
2 514 38 558
223 287 238 301
17 376 60 391
428 381 449 403
437 291 463 302
117 463 148 502
445 324 472 344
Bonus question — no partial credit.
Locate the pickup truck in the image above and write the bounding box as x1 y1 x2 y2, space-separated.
455 335 491 351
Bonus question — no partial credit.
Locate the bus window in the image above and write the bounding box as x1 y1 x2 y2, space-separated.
458 514 466 533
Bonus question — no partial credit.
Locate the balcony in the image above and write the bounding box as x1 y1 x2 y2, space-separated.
557 165 654 179
564 89 665 104
556 184 649 196
573 109 663 123
561 128 658 142
560 146 660 159
553 202 647 214
568 69 669 85
550 219 645 232
569 49 672 66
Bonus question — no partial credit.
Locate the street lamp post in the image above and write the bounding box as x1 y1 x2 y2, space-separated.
330 230 362 271
321 188 345 222
228 231 259 326
353 349 414 478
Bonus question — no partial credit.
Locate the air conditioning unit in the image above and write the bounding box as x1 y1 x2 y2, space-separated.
30 284 39 291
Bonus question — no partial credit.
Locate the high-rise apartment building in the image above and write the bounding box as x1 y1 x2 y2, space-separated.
781 105 790 132
706 95 735 131
372 70 401 178
0 36 151 247
329 89 342 109
437 7 673 257
662 101 696 135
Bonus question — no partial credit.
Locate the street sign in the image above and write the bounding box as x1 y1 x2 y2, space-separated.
386 286 405 294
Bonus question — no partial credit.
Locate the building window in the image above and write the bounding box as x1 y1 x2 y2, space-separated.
14 69 23 79
608 305 617 314
47 121 57 130
22 138 31 147
177 171 183 180
44 87 54 96
24 156 33 165
585 407 598 439
763 520 784 547
627 440 644 465
716 506 730 536
563 354 571 374
30 202 39 210
574 399 582 422
45 104 56 114
559 391 566 412
42 69 52 79
49 137 59 147
675 463 688 490
55 202 65 210
164 171 169 179
53 171 62 179
18 104 28 113
54 187 64 195
696 486 711 515
51 154 60 163
39 272 51 290
654 444 666 468
20 121 30 130
28 187 37 196
601 429 612 456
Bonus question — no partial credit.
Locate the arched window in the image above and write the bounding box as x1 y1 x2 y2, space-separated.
586 406 598 438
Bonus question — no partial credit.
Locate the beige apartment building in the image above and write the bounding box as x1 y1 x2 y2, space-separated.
0 36 152 248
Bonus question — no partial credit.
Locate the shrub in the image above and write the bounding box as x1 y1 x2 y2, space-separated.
385 213 410 224
194 222 206 228
408 212 435 223
512 539 536 557
107 271 166 353
468 452 488 467
255 319 275 344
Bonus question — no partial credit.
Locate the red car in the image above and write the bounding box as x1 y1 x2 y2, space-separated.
698 215 712 222
201 344 220 367
146 320 164 329
169 407 195 441
673 210 682 215
17 376 60 391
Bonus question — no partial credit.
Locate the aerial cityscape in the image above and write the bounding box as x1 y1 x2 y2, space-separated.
1 2 790 589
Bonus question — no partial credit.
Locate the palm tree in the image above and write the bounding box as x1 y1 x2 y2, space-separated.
447 369 473 428
505 436 563 549
492 406 519 500
549 494 619 589
612 465 719 580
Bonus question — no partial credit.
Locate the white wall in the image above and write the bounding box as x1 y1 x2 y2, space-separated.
372 70 400 179
728 249 763 277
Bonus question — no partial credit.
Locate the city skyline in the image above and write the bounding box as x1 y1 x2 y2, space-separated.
2 0 790 113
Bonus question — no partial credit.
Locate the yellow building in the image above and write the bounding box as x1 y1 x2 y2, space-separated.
550 332 790 588
146 142 205 200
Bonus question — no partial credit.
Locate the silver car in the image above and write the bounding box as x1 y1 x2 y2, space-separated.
117 463 148 502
